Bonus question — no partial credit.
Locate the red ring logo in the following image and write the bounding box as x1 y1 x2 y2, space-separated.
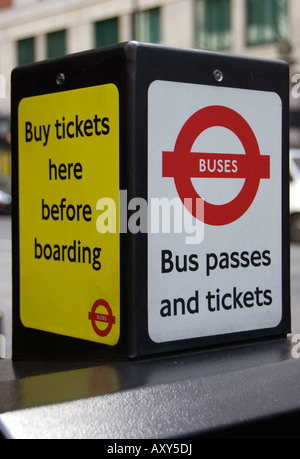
162 105 270 226
88 299 116 337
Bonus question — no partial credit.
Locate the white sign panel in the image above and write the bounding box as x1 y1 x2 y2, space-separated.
148 80 282 343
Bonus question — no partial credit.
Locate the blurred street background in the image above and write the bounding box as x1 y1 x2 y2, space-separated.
0 215 11 358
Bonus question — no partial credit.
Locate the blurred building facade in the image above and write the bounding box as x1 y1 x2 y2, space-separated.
0 0 299 147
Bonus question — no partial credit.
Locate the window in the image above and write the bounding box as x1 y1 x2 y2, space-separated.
246 0 288 46
47 30 66 59
133 8 160 44
95 18 119 48
17 37 35 65
195 0 231 51
0 0 12 10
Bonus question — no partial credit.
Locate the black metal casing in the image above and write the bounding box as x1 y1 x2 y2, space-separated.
11 41 290 361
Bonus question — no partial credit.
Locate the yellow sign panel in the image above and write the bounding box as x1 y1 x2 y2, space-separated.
18 84 120 346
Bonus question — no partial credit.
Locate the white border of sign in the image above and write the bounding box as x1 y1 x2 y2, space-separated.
148 80 282 343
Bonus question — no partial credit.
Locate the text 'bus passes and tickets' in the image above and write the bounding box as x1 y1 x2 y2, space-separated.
11 42 290 360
